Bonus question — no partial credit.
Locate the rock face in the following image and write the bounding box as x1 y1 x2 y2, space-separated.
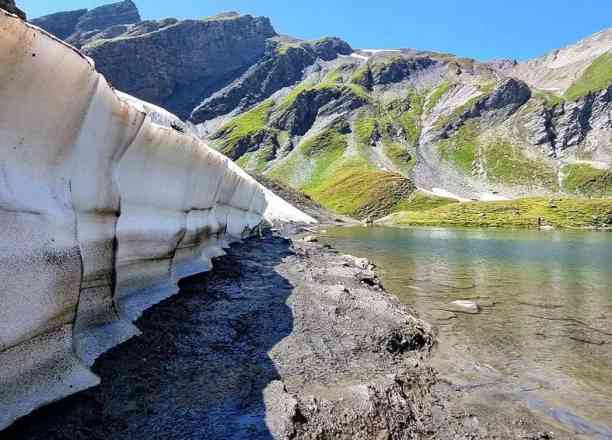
31 3 353 125
83 15 277 118
0 13 313 431
0 0 24 19
30 8 87 39
191 37 352 123
30 0 140 43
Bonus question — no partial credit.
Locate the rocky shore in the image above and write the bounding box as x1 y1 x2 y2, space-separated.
4 225 568 439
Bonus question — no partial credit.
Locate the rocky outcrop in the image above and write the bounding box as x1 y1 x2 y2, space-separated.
439 78 532 139
523 85 612 156
273 86 366 135
81 14 277 118
0 13 312 431
0 0 24 19
30 0 140 44
30 8 87 39
191 37 352 123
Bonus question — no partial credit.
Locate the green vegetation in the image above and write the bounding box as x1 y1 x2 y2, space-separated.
305 159 415 219
394 190 459 212
215 100 275 156
268 121 415 219
478 81 497 95
437 121 478 173
236 144 275 173
483 138 558 190
565 51 612 101
533 90 565 108
398 90 425 145
383 197 612 229
433 94 482 129
353 113 377 145
562 163 612 196
383 141 415 173
425 81 451 112
268 127 348 188
350 65 371 86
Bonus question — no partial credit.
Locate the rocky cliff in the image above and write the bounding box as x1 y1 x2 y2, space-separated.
0 11 312 430
30 3 352 123
30 1 612 219
30 0 140 43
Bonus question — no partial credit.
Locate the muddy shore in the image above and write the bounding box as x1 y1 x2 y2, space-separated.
4 226 569 439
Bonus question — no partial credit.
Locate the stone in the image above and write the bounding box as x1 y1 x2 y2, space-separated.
448 300 481 314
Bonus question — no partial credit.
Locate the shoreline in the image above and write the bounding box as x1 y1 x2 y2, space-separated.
4 225 570 439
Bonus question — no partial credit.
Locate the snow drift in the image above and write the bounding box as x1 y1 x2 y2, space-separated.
0 9 313 430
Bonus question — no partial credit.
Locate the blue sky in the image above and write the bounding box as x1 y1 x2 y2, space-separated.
22 0 612 61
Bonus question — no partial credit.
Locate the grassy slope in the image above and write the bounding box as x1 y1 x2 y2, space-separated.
483 138 558 189
565 51 612 101
383 196 612 229
437 121 478 173
215 100 275 156
562 164 612 196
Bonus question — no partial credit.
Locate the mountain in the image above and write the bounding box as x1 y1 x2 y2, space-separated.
30 1 612 220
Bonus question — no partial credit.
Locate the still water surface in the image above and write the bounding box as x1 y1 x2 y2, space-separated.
322 226 612 438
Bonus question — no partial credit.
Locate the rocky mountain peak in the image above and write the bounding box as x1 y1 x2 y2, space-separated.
75 0 140 33
509 27 612 93
31 0 141 43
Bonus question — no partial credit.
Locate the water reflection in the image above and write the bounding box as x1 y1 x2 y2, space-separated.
322 226 612 434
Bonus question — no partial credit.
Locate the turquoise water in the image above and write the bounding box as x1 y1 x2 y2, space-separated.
322 226 612 437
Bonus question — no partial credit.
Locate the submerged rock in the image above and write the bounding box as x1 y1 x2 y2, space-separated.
448 300 481 314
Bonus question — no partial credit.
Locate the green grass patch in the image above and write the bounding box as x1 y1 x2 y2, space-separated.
394 190 459 212
478 81 497 95
351 65 370 84
562 164 612 197
268 127 348 188
383 141 415 173
383 197 612 229
398 89 425 145
533 90 565 108
236 144 275 173
437 121 479 173
353 113 377 145
215 100 274 156
425 81 451 112
483 138 558 190
565 52 612 101
305 159 415 219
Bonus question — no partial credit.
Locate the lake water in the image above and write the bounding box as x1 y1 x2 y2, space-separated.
321 226 612 438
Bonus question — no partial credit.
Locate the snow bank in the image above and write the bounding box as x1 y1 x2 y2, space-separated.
0 11 314 430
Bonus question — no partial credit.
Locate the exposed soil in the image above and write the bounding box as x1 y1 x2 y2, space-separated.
3 227 570 439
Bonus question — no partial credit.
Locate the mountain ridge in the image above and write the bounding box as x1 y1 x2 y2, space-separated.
26 1 612 219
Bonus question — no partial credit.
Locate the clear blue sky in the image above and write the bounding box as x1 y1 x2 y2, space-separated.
22 0 612 61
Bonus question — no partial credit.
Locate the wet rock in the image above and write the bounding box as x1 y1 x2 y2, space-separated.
448 300 481 314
